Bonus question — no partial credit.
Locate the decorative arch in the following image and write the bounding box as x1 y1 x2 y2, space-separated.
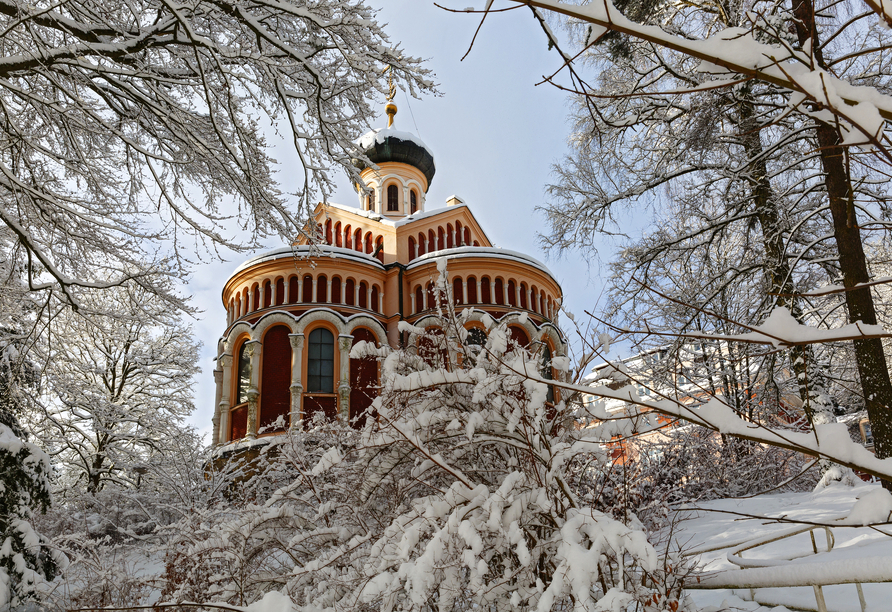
520 282 528 310
371 284 380 313
446 223 454 249
317 274 328 303
302 274 313 304
354 228 363 252
455 220 463 246
344 224 352 250
365 231 373 254
415 285 424 313
480 276 491 304
452 276 463 305
334 221 342 247
408 236 417 261
331 276 342 304
463 227 471 246
467 276 478 304
263 279 272 308
438 226 446 251
325 219 333 244
417 232 426 257
345 278 356 306
428 228 436 252
507 279 517 307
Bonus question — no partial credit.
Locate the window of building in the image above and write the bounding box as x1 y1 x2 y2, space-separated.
307 328 335 393
387 184 399 211
236 341 252 404
540 344 554 404
369 190 376 211
410 190 418 213
466 327 486 347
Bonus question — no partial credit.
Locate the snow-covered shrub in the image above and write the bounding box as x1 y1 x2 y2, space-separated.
157 272 695 611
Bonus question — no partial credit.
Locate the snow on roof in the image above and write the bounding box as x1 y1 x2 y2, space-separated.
356 125 435 158
406 246 560 285
225 244 383 285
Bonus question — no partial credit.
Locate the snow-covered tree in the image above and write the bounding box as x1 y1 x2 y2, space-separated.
484 0 892 470
0 333 62 608
0 0 434 314
33 284 198 495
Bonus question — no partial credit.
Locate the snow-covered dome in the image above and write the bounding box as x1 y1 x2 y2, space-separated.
354 105 436 188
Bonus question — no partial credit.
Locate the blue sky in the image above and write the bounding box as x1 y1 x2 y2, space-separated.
187 1 615 438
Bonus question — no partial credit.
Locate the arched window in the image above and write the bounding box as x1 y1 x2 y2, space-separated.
428 229 436 252
344 224 352 249
260 325 292 433
520 282 528 310
289 276 299 304
371 285 380 313
415 285 424 313
408 236 416 261
375 235 384 263
359 281 368 309
467 276 478 304
455 220 462 246
275 278 285 305
368 189 376 211
365 232 373 254
507 280 517 307
387 184 399 211
302 275 313 304
540 344 555 404
509 326 529 349
446 224 454 249
418 233 426 257
531 287 539 314
426 282 436 311
325 219 333 245
350 328 379 428
464 227 471 246
494 278 505 305
236 341 252 405
331 277 342 304
355 228 363 252
317 274 328 303
345 278 356 306
235 295 242 320
252 285 260 312
438 226 445 251
418 327 448 369
466 327 486 347
334 222 342 247
480 277 491 304
263 280 272 308
307 328 334 393
453 277 463 305
410 190 418 213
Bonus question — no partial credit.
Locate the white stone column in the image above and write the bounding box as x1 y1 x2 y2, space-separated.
245 340 262 439
526 288 532 311
327 280 333 304
476 279 482 305
297 278 303 303
288 334 304 429
341 284 347 305
248 288 254 313
410 291 416 315
259 283 265 309
217 353 233 443
338 335 353 421
284 279 290 304
515 284 521 308
462 280 468 304
212 367 223 445
375 186 383 214
312 278 318 303
378 291 384 314
354 283 360 306
503 282 509 306
366 285 372 310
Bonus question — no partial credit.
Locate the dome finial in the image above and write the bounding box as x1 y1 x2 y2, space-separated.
384 65 397 127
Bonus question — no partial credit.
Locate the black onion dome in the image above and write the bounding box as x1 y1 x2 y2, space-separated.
355 126 436 188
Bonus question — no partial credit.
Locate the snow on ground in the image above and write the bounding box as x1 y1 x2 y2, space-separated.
672 481 892 611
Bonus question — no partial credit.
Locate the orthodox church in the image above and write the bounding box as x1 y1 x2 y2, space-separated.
211 99 566 445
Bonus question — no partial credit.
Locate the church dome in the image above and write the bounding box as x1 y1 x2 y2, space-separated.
354 110 436 188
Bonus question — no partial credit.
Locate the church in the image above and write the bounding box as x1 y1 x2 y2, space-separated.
210 99 566 445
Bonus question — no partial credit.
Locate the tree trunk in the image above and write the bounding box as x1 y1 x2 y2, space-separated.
792 0 892 480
